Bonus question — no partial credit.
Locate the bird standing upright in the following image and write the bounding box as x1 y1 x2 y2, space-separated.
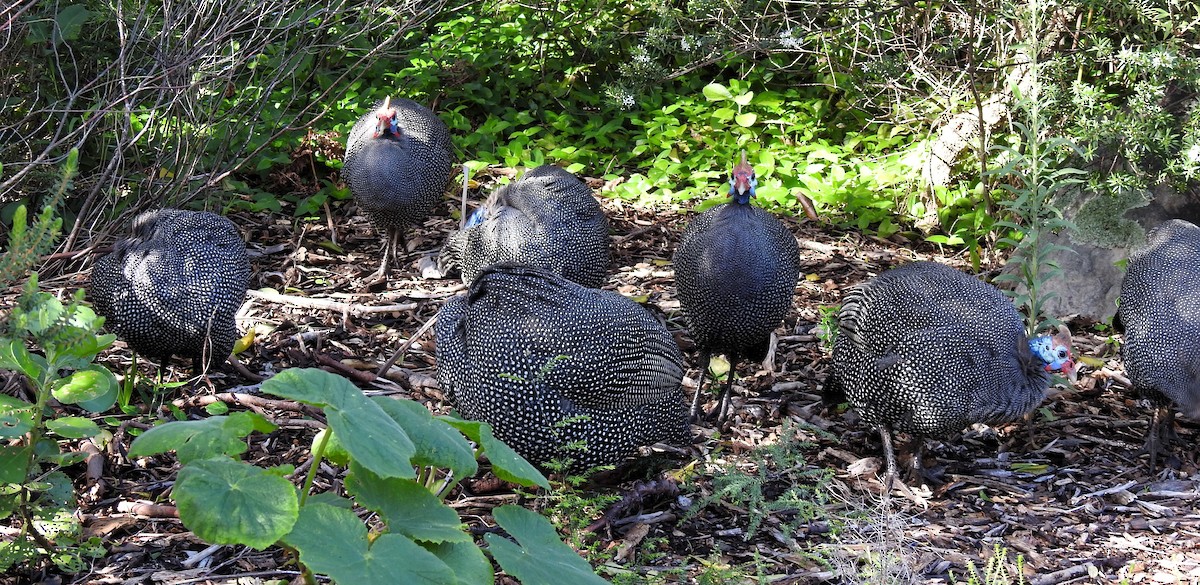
830 261 1076 486
673 152 802 421
90 209 251 371
1116 218 1200 470
343 96 453 280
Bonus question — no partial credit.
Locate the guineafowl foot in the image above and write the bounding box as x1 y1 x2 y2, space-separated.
1144 406 1180 472
688 352 712 422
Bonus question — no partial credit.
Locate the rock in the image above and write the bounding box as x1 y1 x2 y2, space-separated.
1002 183 1200 322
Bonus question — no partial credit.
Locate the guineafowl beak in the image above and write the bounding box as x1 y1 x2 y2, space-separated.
1062 358 1078 383
728 165 757 203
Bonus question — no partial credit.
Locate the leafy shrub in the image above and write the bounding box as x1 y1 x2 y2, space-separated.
129 367 612 584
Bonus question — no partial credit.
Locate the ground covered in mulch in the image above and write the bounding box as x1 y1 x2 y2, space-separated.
16 168 1200 584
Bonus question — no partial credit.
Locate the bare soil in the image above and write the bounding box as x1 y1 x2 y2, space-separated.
13 168 1200 584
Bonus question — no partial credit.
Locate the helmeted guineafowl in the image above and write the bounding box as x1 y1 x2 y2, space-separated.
438 164 610 287
673 153 801 421
343 96 453 279
829 261 1076 486
1116 218 1200 470
435 263 689 471
90 209 250 370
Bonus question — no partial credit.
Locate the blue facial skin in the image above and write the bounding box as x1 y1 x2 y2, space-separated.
1028 336 1072 371
374 112 400 138
464 207 488 228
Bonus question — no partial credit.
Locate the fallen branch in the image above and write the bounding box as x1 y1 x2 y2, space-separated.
314 353 377 385
172 393 314 414
117 500 178 518
246 288 418 316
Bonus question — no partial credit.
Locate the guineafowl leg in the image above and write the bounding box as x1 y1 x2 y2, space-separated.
1145 406 1178 472
689 351 712 421
710 357 739 423
371 229 400 281
877 424 900 492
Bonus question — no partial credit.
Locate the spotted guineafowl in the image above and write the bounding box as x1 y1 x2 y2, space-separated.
435 263 688 470
343 96 453 279
673 153 801 421
830 261 1076 486
438 165 610 287
1116 218 1200 470
90 209 250 370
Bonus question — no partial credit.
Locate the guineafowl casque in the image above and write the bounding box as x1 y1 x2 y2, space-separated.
438 164 610 287
1116 218 1200 470
435 263 689 471
829 261 1076 486
90 209 251 371
343 96 453 279
673 153 801 421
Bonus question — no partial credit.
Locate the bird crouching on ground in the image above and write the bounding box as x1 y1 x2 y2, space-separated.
90 209 251 372
438 164 610 287
434 263 689 472
343 96 453 280
672 151 802 421
1116 218 1200 471
829 261 1076 487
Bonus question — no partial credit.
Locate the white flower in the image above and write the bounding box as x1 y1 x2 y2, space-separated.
1186 142 1200 165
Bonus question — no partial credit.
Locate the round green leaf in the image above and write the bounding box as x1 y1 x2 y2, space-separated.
735 112 758 127
174 457 299 550
702 82 733 101
45 416 100 439
53 365 117 412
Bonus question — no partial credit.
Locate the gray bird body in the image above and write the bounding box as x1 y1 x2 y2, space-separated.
435 263 688 470
90 209 250 369
1117 219 1200 465
343 98 452 232
832 261 1052 438
673 199 801 418
440 165 610 287
343 98 452 277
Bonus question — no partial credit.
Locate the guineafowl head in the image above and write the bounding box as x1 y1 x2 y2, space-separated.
1028 325 1077 379
729 151 757 204
372 97 401 139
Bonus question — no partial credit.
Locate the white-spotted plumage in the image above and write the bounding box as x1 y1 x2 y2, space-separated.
90 209 250 369
435 263 688 470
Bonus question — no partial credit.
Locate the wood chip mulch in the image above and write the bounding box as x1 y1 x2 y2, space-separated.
12 167 1200 585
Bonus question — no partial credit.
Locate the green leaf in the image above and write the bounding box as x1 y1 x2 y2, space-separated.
440 417 549 489
702 83 733 102
487 506 609 584
262 369 416 479
174 457 298 550
45 416 100 439
346 465 470 544
72 365 118 413
732 91 755 106
424 541 494 585
374 398 477 479
54 5 93 43
52 366 114 406
0 445 30 484
0 338 45 383
128 411 276 463
0 395 36 439
312 427 350 466
283 502 458 585
734 112 757 127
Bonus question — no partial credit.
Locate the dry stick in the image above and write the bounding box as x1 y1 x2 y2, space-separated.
459 163 470 230
314 353 376 385
1028 563 1097 585
245 288 418 316
116 501 178 518
376 316 439 377
173 393 312 414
